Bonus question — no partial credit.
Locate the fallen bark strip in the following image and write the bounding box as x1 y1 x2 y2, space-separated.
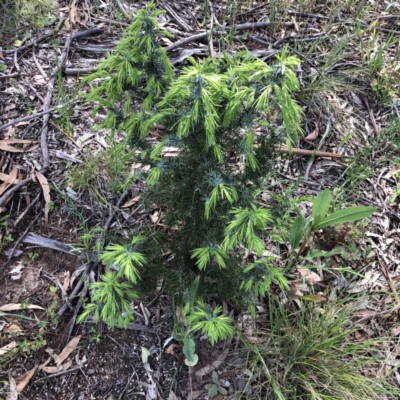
166 21 295 52
23 232 97 262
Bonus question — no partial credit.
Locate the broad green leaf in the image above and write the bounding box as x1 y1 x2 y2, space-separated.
301 248 343 260
219 387 228 395
183 337 196 362
206 384 219 397
289 216 304 250
312 189 332 227
315 206 375 229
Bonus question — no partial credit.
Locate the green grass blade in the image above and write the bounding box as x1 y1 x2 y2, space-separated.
289 215 304 250
315 206 376 229
312 189 332 227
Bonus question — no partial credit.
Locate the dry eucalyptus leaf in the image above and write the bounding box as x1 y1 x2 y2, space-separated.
38 357 51 370
0 139 39 153
16 364 38 393
62 271 70 291
353 309 380 318
0 166 18 196
4 249 23 258
385 167 400 179
35 171 50 226
0 169 19 184
0 341 17 356
43 360 73 374
69 0 80 24
6 376 17 400
304 123 319 141
286 285 304 299
243 335 269 344
298 268 322 285
121 195 141 208
56 336 81 367
42 366 60 374
33 75 46 85
141 347 150 364
0 303 45 311
150 210 159 224
4 324 23 333
390 326 400 336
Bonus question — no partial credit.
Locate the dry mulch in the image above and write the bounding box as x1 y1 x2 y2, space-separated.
1 0 400 399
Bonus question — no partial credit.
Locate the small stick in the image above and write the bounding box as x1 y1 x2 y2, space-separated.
3 16 66 54
0 212 41 273
33 366 82 383
13 193 41 227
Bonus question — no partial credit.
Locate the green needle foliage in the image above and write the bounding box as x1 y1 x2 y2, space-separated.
85 2 173 134
77 271 138 329
81 2 304 329
136 47 303 303
99 236 147 283
187 300 236 345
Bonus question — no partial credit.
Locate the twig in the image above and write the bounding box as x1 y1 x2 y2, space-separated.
73 43 114 53
40 29 74 169
13 193 41 227
83 0 92 24
0 176 37 210
62 67 97 75
32 50 48 79
250 35 271 46
103 190 129 231
66 276 89 342
114 0 130 18
118 369 139 400
287 10 399 33
2 16 66 54
159 1 191 32
57 264 91 317
33 367 82 383
165 21 294 52
208 1 216 58
0 212 41 273
41 271 70 306
23 79 45 103
0 98 82 132
304 115 334 180
287 10 333 21
359 94 380 135
49 120 81 149
0 72 32 79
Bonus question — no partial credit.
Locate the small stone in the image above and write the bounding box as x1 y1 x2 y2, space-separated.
86 369 95 375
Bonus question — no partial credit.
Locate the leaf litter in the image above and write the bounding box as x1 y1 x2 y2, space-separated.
1 0 400 399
